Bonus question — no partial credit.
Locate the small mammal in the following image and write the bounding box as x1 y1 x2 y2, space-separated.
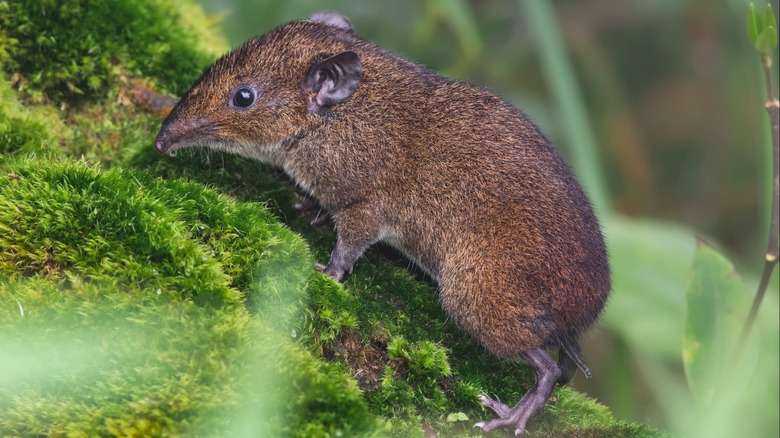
155 12 610 435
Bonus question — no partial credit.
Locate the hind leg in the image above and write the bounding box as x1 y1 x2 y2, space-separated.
475 348 561 436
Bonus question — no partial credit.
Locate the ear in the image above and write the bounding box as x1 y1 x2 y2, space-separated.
307 11 353 33
303 51 362 114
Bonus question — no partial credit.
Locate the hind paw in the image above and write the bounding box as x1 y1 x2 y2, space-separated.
475 395 532 435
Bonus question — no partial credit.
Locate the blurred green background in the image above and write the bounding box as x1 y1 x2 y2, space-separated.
192 0 779 435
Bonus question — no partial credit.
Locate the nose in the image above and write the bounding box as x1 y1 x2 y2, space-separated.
155 135 168 154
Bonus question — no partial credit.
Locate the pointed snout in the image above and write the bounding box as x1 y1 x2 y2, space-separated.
154 117 216 154
154 122 175 154
153 122 193 154
154 134 169 154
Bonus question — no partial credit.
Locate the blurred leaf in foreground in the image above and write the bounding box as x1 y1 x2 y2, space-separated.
683 242 759 405
602 217 696 358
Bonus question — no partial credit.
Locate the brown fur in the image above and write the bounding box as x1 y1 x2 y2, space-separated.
156 15 609 381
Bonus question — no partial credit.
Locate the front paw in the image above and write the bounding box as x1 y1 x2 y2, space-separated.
294 196 332 227
315 263 353 282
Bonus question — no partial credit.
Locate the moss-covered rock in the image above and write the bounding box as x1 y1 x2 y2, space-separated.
0 0 669 436
0 159 377 437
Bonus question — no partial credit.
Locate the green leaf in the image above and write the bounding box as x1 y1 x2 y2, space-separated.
446 412 469 423
755 26 779 53
683 243 758 405
748 3 778 52
748 3 762 46
763 3 777 31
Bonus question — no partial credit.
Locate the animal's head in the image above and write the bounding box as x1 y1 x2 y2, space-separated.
154 12 363 158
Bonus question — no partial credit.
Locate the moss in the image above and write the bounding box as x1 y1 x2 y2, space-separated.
124 142 298 211
1 156 319 310
0 0 224 104
62 101 162 166
0 276 379 437
0 276 253 436
1 158 234 307
0 0 226 167
0 160 379 436
267 340 379 437
0 75 61 159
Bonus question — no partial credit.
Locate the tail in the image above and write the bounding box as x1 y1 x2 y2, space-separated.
556 335 591 385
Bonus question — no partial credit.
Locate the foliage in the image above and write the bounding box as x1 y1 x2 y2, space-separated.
683 243 758 404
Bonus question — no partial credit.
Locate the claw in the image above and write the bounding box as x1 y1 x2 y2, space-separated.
474 348 561 435
480 393 512 418
294 196 332 227
315 262 346 282
310 210 331 227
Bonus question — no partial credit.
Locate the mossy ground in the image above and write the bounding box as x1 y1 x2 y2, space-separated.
0 1 667 436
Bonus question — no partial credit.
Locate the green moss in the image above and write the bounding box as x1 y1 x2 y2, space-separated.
0 276 380 437
0 0 226 165
0 58 155 167
269 341 378 437
0 276 254 436
0 159 381 437
0 0 224 104
62 102 162 166
124 143 298 210
0 157 308 309
0 75 60 159
388 337 452 390
1 158 232 306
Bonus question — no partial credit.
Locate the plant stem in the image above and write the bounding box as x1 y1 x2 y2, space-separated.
522 0 610 216
734 51 779 360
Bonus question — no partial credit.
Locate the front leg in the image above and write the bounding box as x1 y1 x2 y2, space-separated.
294 193 332 227
316 204 383 282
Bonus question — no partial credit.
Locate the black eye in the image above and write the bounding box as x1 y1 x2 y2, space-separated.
232 86 255 108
